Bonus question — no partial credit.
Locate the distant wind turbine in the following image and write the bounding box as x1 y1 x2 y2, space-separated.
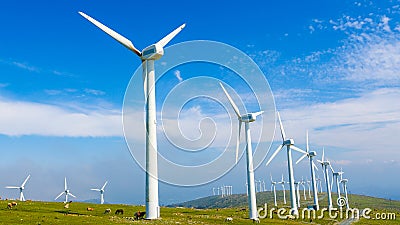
278 174 287 204
317 149 333 210
5 175 30 201
55 177 76 203
340 178 350 209
91 181 108 204
270 174 277 206
296 130 319 210
219 82 263 220
265 112 307 215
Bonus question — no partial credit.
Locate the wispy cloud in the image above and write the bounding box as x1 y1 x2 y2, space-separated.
84 88 106 96
0 98 122 137
12 61 39 72
174 70 183 82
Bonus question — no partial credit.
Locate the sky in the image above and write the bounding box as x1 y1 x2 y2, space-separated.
0 0 399 205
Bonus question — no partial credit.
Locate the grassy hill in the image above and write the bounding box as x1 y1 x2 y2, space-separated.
0 192 398 224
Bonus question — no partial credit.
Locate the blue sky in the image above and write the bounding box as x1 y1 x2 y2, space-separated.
0 0 399 205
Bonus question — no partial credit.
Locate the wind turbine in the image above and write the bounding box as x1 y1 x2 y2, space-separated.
270 174 277 206
317 149 333 210
5 175 30 201
262 180 266 192
300 177 307 200
294 180 301 207
55 177 76 203
265 112 307 215
296 131 319 210
341 178 350 209
278 174 287 204
219 83 263 220
316 175 323 193
79 12 185 219
306 177 311 198
330 166 342 207
91 181 108 204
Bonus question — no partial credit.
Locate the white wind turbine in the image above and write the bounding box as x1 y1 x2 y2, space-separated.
317 149 333 210
296 131 319 210
341 178 350 209
55 177 76 203
306 177 311 198
265 112 307 215
316 175 323 193
91 181 108 204
294 180 301 207
300 177 307 200
270 174 277 206
79 12 185 219
219 82 263 220
5 175 30 201
330 166 342 208
278 174 287 204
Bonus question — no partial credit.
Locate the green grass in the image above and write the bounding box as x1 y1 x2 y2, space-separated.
0 193 399 224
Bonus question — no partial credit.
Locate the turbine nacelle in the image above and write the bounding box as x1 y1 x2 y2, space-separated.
283 139 294 146
309 151 317 157
240 112 263 123
141 44 164 60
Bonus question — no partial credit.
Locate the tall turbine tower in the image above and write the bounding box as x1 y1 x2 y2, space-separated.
296 131 319 210
79 12 185 219
91 181 108 204
55 177 76 203
265 112 306 215
317 149 333 210
219 83 263 220
5 175 30 201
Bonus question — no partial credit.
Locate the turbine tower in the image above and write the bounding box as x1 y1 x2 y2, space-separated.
317 149 333 210
265 112 306 215
278 174 287 204
5 174 30 201
270 174 277 206
294 180 301 207
79 12 185 219
91 181 108 204
55 177 76 203
219 83 263 220
296 131 319 210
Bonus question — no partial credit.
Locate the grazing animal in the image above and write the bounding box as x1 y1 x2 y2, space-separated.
252 218 260 223
134 211 146 220
87 207 94 211
64 203 70 209
115 209 124 215
7 203 12 209
225 217 233 222
104 208 111 214
11 202 17 206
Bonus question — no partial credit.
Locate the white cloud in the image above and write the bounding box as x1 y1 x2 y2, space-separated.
0 98 122 137
84 88 106 96
174 70 183 82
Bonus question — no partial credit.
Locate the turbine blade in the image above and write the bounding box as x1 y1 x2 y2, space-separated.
235 121 242 164
266 144 284 166
55 192 64 200
78 11 141 56
64 177 67 190
21 174 31 187
102 181 108 190
322 148 325 162
253 111 264 118
329 164 334 173
68 193 76 198
306 130 309 152
291 145 307 154
270 173 273 182
295 153 307 164
91 189 101 191
5 186 20 189
219 83 241 118
312 161 319 171
277 112 286 141
156 23 186 48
